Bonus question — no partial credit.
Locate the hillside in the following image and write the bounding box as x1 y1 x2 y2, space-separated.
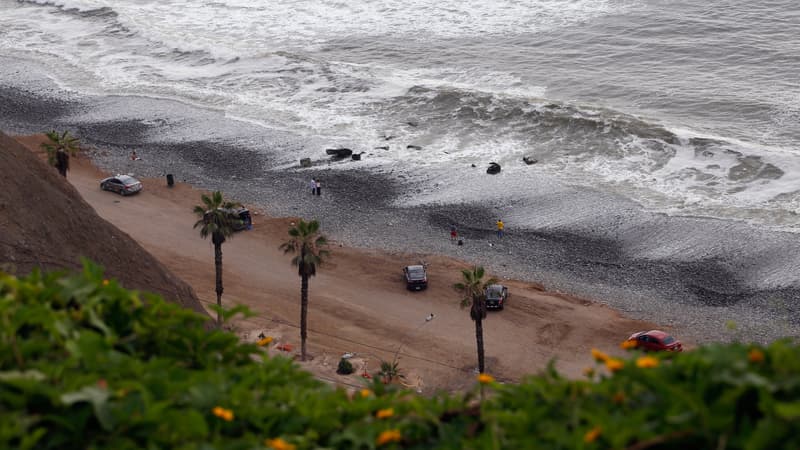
0 131 206 317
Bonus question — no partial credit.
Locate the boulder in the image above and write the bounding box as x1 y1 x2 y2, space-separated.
299 157 312 167
351 153 362 161
325 148 353 158
486 162 501 175
522 156 538 165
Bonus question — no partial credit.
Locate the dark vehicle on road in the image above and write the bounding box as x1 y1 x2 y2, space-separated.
484 284 509 310
403 264 428 291
626 330 683 352
100 174 142 196
221 207 252 231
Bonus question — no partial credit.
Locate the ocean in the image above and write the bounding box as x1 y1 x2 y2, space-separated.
2 0 799 226
1 0 800 339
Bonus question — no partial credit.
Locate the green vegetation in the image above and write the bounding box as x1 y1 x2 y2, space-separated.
2 263 799 449
453 266 497 374
280 219 329 361
41 130 80 165
193 191 242 328
337 358 355 375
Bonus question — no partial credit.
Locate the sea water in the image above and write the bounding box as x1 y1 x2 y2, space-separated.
1 0 798 227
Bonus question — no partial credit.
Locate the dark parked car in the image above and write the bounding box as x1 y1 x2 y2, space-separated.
100 174 142 196
626 330 683 352
403 265 428 291
220 207 252 231
484 284 509 310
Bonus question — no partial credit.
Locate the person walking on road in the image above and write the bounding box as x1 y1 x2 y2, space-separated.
450 225 458 242
310 178 316 195
315 179 322 196
496 219 504 238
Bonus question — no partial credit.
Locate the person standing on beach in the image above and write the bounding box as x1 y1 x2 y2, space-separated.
315 179 321 196
450 225 458 242
310 178 316 195
496 219 504 238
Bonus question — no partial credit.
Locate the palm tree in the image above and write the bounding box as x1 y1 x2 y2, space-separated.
193 191 242 328
454 266 497 374
41 130 80 177
279 219 329 361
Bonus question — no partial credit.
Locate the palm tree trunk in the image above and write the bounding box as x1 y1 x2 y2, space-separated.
475 318 485 373
214 240 224 329
300 273 309 361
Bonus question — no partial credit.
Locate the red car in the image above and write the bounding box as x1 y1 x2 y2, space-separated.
627 330 683 352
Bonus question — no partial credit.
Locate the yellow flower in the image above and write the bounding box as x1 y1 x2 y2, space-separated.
584 426 602 443
376 429 402 446
477 373 495 384
612 391 625 404
605 358 624 373
360 389 372 398
591 348 609 362
583 367 595 378
620 340 638 350
265 438 296 450
212 406 234 421
636 356 659 368
102 279 110 286
376 408 394 419
748 348 765 363
257 336 274 347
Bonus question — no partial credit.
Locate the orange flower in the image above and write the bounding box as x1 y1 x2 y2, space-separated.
257 336 274 347
620 340 638 350
584 426 602 443
477 373 495 384
612 391 625 404
265 438 296 450
360 389 372 398
102 279 110 286
212 406 234 421
748 348 765 363
376 408 394 419
376 429 402 446
583 367 595 378
605 358 624 373
636 356 659 369
591 348 609 362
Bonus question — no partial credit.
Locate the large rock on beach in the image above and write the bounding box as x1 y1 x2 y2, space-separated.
326 148 353 158
487 162 502 174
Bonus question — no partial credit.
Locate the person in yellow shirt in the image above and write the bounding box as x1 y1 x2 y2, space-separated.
496 219 504 238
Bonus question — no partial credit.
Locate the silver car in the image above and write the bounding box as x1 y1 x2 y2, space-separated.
100 174 143 196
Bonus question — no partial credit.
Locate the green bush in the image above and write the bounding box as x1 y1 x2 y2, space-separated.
337 358 354 375
1 262 799 449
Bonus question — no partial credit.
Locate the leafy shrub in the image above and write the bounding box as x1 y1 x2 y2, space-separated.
1 261 800 449
337 358 354 375
379 359 400 384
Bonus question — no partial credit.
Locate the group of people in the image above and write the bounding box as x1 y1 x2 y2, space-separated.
309 178 322 196
448 219 504 244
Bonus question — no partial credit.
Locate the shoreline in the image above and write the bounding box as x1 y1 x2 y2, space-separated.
2 62 799 346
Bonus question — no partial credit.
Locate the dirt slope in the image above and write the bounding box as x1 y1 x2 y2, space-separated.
0 132 206 317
